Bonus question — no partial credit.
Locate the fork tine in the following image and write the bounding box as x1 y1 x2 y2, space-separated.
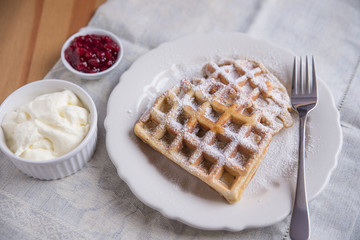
311 56 317 96
292 57 297 94
306 56 310 93
300 56 303 93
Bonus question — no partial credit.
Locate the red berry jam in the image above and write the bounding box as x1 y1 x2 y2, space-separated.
64 34 120 73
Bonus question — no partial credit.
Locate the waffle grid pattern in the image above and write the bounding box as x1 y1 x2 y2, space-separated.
135 59 293 203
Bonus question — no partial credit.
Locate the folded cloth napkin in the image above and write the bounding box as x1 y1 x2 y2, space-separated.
1 0 359 239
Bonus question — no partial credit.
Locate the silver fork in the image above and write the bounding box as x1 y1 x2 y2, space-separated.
289 56 318 240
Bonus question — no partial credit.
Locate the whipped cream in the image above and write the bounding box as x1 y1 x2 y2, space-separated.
2 90 90 161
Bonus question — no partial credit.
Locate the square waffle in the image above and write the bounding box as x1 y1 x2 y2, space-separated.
134 58 293 203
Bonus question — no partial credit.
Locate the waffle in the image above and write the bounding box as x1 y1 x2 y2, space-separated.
134 58 293 203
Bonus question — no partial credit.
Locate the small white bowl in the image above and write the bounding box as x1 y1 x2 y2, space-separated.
61 27 124 80
0 79 98 180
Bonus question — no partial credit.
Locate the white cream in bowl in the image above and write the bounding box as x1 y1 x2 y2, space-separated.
0 79 98 180
2 90 90 161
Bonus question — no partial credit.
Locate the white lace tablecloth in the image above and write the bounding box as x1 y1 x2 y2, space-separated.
1 0 359 239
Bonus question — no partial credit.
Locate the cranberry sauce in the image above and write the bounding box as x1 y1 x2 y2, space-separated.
65 34 120 73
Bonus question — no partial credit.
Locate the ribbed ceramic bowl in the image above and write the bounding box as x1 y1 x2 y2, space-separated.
61 27 124 80
0 79 98 180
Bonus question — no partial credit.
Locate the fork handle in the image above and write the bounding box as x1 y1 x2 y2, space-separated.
290 112 310 240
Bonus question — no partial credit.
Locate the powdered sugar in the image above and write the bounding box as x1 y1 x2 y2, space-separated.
244 115 320 196
136 56 318 197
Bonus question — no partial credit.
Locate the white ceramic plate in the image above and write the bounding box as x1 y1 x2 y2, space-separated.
105 32 342 231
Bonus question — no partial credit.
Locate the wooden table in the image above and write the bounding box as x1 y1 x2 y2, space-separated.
0 0 105 103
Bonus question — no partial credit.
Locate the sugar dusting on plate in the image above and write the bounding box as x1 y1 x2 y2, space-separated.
244 116 319 196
